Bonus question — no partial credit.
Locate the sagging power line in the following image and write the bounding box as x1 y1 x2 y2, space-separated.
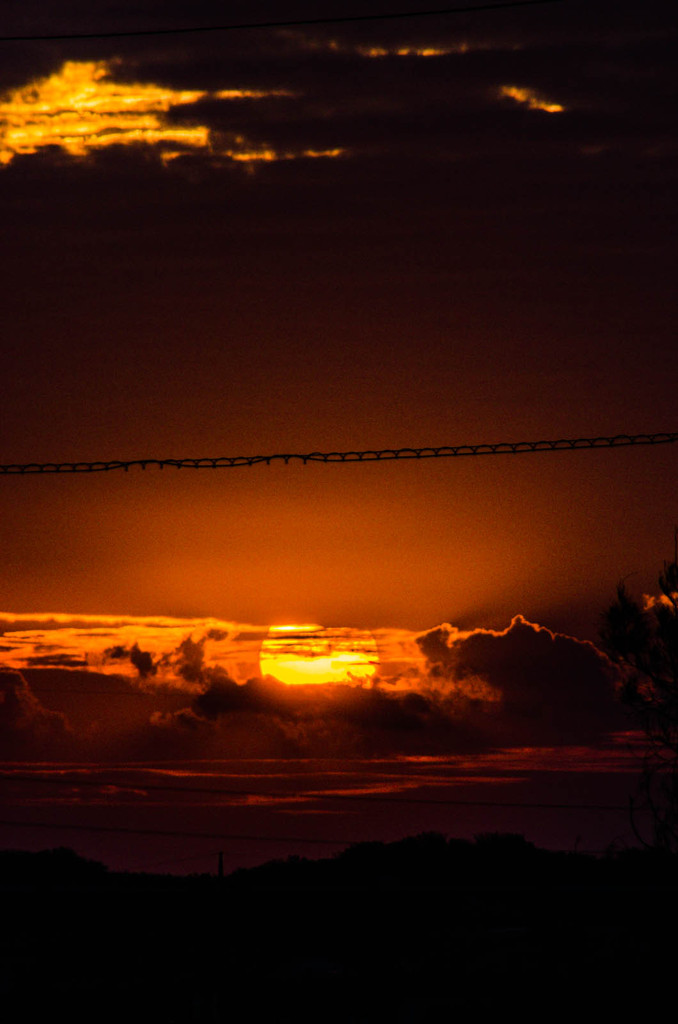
2 431 677 475
0 1 566 43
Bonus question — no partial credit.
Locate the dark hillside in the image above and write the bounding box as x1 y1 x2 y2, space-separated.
3 835 677 1021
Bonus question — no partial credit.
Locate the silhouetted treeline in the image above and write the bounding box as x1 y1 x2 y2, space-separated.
3 832 678 890
227 830 678 888
0 845 108 886
3 833 678 1022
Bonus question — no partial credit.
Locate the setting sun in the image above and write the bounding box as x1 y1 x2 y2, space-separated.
259 625 379 686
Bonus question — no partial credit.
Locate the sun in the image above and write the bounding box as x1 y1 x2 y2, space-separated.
259 624 379 686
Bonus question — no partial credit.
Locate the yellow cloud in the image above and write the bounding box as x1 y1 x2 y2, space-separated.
0 60 343 166
226 146 345 164
0 60 206 163
0 612 426 688
357 46 455 58
499 85 564 113
0 611 265 684
283 32 467 58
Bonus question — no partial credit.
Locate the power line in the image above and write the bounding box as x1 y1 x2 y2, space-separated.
129 848 224 872
0 1 566 43
0 773 630 812
2 432 677 475
0 792 635 847
0 818 348 845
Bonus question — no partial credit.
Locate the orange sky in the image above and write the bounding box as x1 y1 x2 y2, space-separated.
1 605 638 866
0 609 629 759
2 447 676 639
0 0 675 870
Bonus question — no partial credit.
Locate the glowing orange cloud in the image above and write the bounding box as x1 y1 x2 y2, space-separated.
283 33 469 58
227 145 344 164
0 613 429 688
0 611 265 685
0 60 344 166
499 85 564 113
357 46 455 58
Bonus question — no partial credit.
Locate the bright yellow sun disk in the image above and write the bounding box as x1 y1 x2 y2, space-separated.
270 623 322 633
260 625 378 686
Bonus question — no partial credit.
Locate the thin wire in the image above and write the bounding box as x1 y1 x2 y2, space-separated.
128 848 223 872
0 1 566 43
0 799 635 846
2 432 676 475
0 773 630 812
0 818 348 844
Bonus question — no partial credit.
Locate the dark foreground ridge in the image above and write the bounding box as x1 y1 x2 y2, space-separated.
4 830 678 889
3 834 678 1021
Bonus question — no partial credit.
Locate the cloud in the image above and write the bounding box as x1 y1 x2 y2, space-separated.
0 60 344 169
103 642 157 679
0 612 263 684
0 669 70 755
23 653 88 667
129 643 157 679
150 672 464 758
2 16 664 180
171 635 208 684
1 611 627 759
417 615 625 746
499 85 564 114
147 616 623 756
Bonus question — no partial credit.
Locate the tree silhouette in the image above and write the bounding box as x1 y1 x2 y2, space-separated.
600 546 678 850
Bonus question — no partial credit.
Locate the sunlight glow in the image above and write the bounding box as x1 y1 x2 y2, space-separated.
260 625 379 686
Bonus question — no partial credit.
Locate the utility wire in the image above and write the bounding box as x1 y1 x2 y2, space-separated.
128 848 225 872
2 432 676 475
0 818 348 845
0 794 635 846
0 773 630 812
0 1 566 43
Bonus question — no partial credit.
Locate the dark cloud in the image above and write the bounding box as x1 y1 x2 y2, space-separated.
418 616 625 746
145 666 473 756
129 643 157 678
3 614 628 761
23 654 87 667
206 628 229 641
102 643 157 678
0 669 70 756
147 619 624 755
171 635 207 684
104 645 128 660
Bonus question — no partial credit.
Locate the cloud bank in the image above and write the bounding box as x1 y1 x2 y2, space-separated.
0 59 343 168
1 611 626 761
